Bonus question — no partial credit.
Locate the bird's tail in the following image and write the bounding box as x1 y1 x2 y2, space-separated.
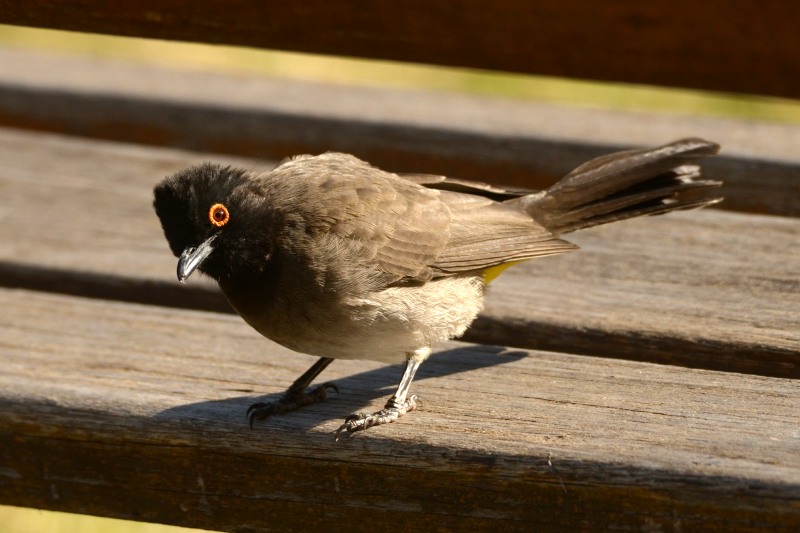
511 138 723 235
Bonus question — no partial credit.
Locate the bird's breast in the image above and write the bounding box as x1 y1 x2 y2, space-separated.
218 272 485 363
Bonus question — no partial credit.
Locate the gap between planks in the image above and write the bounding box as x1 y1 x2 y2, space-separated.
1 127 798 377
1 287 799 530
0 48 799 216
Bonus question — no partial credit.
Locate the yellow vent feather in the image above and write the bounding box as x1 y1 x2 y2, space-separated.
481 261 521 284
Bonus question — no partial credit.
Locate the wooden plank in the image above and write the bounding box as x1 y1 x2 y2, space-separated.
1 127 798 377
1 49 799 216
1 1 799 98
1 288 798 531
480 210 800 376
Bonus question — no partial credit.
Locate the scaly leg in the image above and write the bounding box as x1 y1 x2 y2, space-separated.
335 355 423 439
247 357 337 428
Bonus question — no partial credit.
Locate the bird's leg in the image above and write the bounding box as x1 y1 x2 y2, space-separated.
247 356 337 428
335 353 425 439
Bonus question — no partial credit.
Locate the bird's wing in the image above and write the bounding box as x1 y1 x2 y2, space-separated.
398 173 576 272
430 191 577 274
270 153 451 281
270 154 575 282
399 173 539 200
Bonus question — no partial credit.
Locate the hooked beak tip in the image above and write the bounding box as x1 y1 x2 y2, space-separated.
176 235 216 283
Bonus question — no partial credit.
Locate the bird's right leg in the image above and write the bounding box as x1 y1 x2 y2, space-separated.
247 356 337 428
334 354 424 439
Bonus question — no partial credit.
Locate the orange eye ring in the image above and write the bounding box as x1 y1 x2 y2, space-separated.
209 203 230 227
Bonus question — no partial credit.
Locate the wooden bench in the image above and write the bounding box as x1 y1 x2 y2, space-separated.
1 3 799 531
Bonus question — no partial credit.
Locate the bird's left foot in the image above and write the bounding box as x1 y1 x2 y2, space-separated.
247 382 338 428
334 394 419 440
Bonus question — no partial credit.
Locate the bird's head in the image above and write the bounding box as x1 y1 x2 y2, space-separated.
153 163 275 283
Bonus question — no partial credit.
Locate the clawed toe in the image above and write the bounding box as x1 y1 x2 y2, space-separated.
334 394 418 440
247 382 338 428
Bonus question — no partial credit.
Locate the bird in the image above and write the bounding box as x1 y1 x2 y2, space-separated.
152 138 722 438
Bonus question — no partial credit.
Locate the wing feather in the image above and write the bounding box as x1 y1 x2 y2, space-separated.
432 190 576 273
268 153 576 283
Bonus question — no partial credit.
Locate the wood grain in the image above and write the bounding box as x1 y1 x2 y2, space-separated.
0 9 797 528
478 210 800 376
1 49 799 216
0 1 799 98
1 288 798 531
1 127 798 377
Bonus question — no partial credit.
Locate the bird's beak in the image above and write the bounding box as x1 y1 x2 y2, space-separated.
177 234 217 283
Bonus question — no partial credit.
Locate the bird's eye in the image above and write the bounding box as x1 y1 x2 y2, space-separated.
209 203 230 227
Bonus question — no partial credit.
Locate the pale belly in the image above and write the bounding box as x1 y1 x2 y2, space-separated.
224 275 486 363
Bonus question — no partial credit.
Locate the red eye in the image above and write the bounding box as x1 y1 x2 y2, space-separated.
209 203 230 227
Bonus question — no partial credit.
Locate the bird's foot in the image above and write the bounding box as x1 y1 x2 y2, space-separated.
334 394 419 440
247 382 338 428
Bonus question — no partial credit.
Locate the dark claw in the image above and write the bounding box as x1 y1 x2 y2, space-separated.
246 402 266 418
247 382 339 428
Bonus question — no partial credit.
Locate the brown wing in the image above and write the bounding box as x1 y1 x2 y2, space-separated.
431 191 576 274
268 153 575 282
399 173 576 273
400 172 539 200
268 153 450 281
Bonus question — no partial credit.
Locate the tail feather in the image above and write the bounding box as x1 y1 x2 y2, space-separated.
513 138 723 234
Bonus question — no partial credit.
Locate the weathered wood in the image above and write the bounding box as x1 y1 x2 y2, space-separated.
479 210 800 376
1 4 797 530
1 49 799 216
1 1 799 98
1 288 798 531
1 127 798 377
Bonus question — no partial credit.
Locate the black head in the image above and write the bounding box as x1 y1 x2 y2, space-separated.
153 163 275 282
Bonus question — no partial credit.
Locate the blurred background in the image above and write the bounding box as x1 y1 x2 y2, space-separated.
1 23 799 124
